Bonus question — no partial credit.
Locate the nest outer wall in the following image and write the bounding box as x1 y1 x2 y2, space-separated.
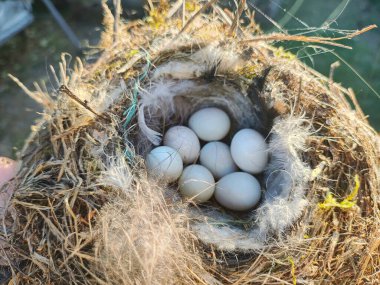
1 2 379 284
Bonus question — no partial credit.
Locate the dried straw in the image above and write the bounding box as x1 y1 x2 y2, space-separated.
1 1 379 284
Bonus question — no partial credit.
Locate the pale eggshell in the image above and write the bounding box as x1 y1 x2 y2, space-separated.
0 157 19 188
215 172 261 211
179 165 215 202
230 129 268 174
146 146 183 182
188 107 231 141
163 126 200 164
199 142 237 179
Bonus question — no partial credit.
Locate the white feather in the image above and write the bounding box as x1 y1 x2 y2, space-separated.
153 42 243 80
137 80 197 145
191 114 312 250
98 155 133 194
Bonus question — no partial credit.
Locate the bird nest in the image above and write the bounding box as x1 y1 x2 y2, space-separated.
1 1 379 284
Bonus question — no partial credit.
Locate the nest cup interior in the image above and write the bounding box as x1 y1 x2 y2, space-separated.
137 75 310 250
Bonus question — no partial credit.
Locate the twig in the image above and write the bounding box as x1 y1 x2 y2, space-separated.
229 0 246 36
347 88 367 122
214 6 232 26
146 0 154 11
113 0 121 43
240 25 377 49
167 0 184 18
8 74 54 108
172 0 218 41
182 0 186 28
329 61 341 83
59 85 106 119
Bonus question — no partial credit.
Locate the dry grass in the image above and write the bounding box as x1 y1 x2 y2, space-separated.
0 1 379 284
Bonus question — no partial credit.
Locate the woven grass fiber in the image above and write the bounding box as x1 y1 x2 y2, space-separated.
0 0 379 284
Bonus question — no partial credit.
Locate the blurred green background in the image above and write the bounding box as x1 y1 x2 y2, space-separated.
258 0 380 130
0 0 379 158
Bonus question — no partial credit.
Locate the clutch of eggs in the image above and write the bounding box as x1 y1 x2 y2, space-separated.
145 107 269 211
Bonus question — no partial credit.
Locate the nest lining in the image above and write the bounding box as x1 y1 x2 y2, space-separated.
136 50 312 250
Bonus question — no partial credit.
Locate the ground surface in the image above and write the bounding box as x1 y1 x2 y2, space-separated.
0 0 379 159
0 0 102 157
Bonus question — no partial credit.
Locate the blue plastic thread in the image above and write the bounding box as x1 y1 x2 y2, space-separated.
123 53 151 161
